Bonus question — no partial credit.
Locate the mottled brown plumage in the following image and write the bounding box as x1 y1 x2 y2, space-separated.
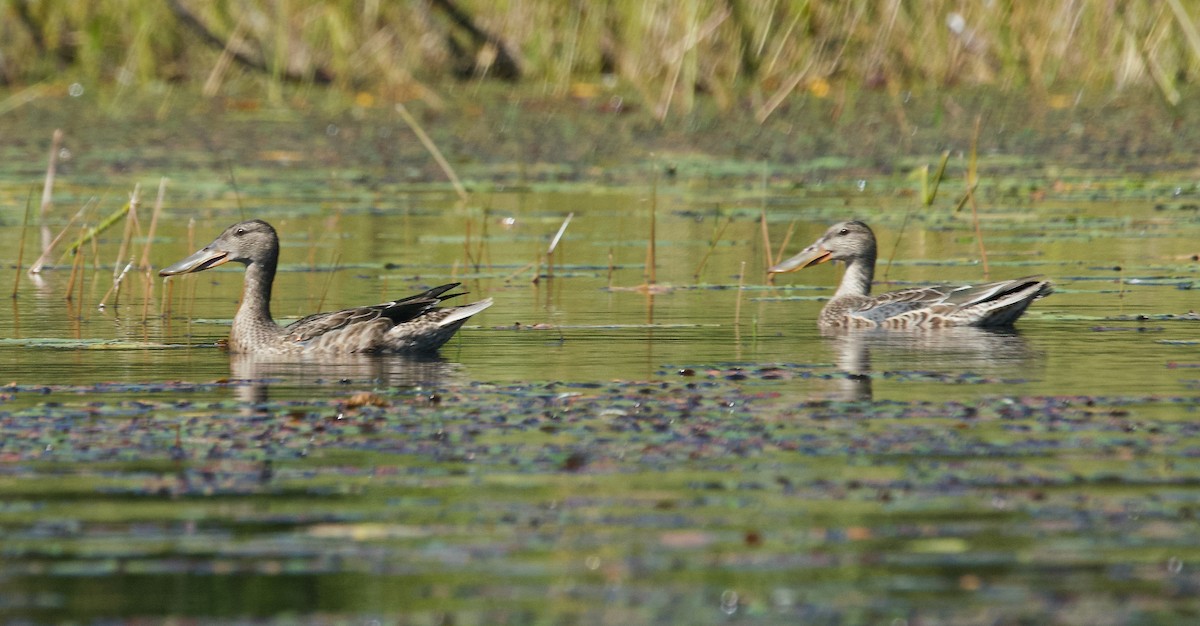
769 220 1051 328
160 220 492 354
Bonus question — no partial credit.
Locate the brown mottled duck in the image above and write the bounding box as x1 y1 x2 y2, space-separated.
160 219 492 354
769 221 1051 328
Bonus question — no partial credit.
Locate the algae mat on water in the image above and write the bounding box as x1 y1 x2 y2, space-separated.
2 372 1200 624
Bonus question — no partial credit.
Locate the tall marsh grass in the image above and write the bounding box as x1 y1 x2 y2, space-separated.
3 1 1200 111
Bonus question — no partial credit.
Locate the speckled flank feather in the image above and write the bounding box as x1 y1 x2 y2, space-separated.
160 219 493 354
770 220 1051 329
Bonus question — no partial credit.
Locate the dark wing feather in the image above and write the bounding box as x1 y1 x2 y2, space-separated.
283 283 466 343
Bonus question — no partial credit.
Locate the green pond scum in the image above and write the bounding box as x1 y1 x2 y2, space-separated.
0 86 1198 622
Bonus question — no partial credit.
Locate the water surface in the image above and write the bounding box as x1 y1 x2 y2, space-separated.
1 89 1199 624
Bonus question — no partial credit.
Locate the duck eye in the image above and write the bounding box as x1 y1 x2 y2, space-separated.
235 228 245 236
838 228 850 236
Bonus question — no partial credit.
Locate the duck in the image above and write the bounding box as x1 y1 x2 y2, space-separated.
768 220 1051 328
160 219 493 354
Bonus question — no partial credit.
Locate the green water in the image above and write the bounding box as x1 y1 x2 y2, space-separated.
1 88 1199 624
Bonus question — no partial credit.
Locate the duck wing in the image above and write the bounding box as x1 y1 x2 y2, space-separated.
283 283 465 343
850 276 1052 327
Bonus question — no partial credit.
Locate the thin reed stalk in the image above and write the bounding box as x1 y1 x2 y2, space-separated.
315 251 341 313
773 219 797 266
113 186 141 283
99 262 134 310
463 218 478 271
138 178 168 269
693 215 732 280
12 191 33 298
966 115 990 278
395 102 468 201
734 260 746 327
884 150 950 282
64 224 87 301
607 247 615 290
29 199 94 274
645 169 658 285
39 129 62 253
545 212 574 280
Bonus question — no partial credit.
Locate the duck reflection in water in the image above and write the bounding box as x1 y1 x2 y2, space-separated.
823 326 1037 402
229 352 464 405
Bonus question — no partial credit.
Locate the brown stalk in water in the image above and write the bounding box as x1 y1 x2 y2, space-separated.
29 199 94 275
607 247 615 290
140 179 168 324
39 129 62 254
772 219 797 267
734 260 746 327
645 169 658 285
12 191 33 298
693 214 732 281
64 222 87 301
102 187 142 309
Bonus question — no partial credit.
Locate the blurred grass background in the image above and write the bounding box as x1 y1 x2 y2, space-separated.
2 0 1200 113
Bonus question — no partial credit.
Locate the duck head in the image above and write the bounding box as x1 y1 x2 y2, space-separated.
160 219 279 276
769 220 876 273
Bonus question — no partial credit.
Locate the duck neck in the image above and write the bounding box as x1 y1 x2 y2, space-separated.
835 254 874 299
234 259 278 334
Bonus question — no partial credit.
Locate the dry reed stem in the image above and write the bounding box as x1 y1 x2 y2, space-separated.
1167 0 1200 61
502 260 537 283
315 251 341 313
758 207 772 273
646 171 658 285
138 178 168 269
773 219 797 265
395 102 468 201
654 6 730 121
113 186 141 282
884 151 950 282
203 18 247 97
12 191 33 298
99 262 134 310
29 200 91 274
755 68 807 123
77 248 85 307
966 114 990 278
64 223 87 301
607 247 615 290
0 82 44 117
39 129 62 253
547 212 573 255
463 218 478 270
693 215 732 280
544 212 573 282
734 260 746 327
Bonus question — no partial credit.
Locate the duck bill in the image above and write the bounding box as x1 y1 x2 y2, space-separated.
768 245 831 273
159 247 230 276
